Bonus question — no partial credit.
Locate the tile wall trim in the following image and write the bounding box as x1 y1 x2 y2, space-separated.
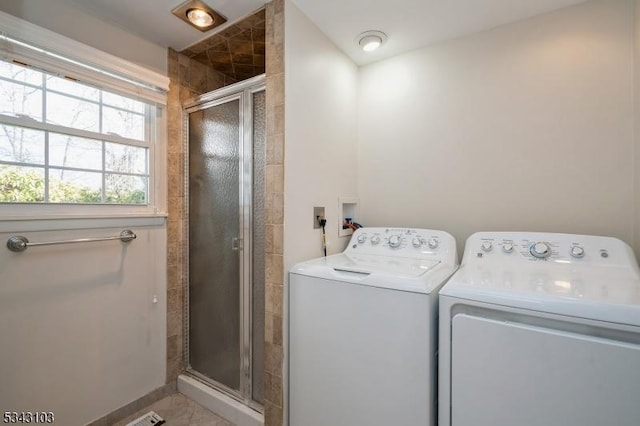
263 1 285 425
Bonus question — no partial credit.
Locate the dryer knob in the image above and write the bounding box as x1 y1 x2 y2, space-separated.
530 242 551 259
570 246 585 258
388 235 401 248
428 238 439 249
412 237 422 248
502 243 514 253
481 241 493 252
371 235 380 245
357 234 367 244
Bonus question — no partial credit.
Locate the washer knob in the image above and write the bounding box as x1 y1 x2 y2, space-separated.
481 241 493 252
530 242 551 259
357 234 367 244
388 235 402 248
570 246 585 258
428 238 439 249
371 235 380 245
412 237 422 248
502 243 514 253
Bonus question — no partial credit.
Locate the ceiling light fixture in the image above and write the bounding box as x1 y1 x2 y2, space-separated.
172 0 227 32
356 31 388 52
187 8 214 28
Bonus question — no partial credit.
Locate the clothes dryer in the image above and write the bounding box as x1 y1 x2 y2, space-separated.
439 232 640 426
289 227 458 426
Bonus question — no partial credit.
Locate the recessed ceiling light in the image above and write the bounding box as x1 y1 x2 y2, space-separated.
356 31 388 52
187 8 214 28
360 35 382 52
172 0 227 32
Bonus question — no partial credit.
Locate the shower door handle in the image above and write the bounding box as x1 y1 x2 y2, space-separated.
232 237 243 251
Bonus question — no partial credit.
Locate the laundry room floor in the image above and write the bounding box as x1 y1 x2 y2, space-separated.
112 393 234 426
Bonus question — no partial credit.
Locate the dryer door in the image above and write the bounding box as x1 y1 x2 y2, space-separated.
450 314 640 426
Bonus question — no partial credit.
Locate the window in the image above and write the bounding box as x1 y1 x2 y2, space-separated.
0 58 153 204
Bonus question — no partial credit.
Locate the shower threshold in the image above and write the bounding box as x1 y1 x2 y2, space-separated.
178 374 264 426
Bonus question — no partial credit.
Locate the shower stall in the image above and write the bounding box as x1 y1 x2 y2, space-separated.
181 75 265 419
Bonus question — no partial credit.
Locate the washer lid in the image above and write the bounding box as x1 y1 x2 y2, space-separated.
441 263 640 327
290 253 450 294
327 253 439 277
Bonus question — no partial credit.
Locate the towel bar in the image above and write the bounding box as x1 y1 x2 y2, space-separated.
6 230 136 253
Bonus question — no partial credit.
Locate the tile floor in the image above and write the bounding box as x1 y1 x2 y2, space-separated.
113 393 234 426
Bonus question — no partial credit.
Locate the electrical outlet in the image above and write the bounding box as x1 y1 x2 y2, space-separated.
313 207 325 229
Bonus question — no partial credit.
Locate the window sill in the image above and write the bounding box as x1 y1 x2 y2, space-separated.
0 213 167 233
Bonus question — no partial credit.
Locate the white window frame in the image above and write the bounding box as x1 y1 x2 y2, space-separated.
0 11 169 219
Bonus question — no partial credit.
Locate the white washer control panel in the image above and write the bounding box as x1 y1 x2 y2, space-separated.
346 227 456 260
469 232 632 266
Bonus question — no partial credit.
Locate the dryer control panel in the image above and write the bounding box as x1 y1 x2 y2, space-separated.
466 232 636 267
346 227 456 261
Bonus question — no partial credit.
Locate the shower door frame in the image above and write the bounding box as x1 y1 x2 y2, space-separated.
182 74 266 412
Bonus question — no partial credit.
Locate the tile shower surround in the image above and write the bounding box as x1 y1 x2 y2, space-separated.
263 1 285 424
165 1 286 425
182 8 266 83
166 48 229 386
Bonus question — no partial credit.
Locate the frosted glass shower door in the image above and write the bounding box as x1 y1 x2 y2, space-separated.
189 98 242 391
186 80 265 409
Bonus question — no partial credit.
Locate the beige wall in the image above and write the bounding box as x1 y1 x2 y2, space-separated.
282 2 358 424
635 0 640 254
284 0 359 273
358 0 636 256
0 218 167 425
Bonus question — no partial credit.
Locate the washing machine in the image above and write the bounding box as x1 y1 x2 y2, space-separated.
438 232 640 426
288 227 458 426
